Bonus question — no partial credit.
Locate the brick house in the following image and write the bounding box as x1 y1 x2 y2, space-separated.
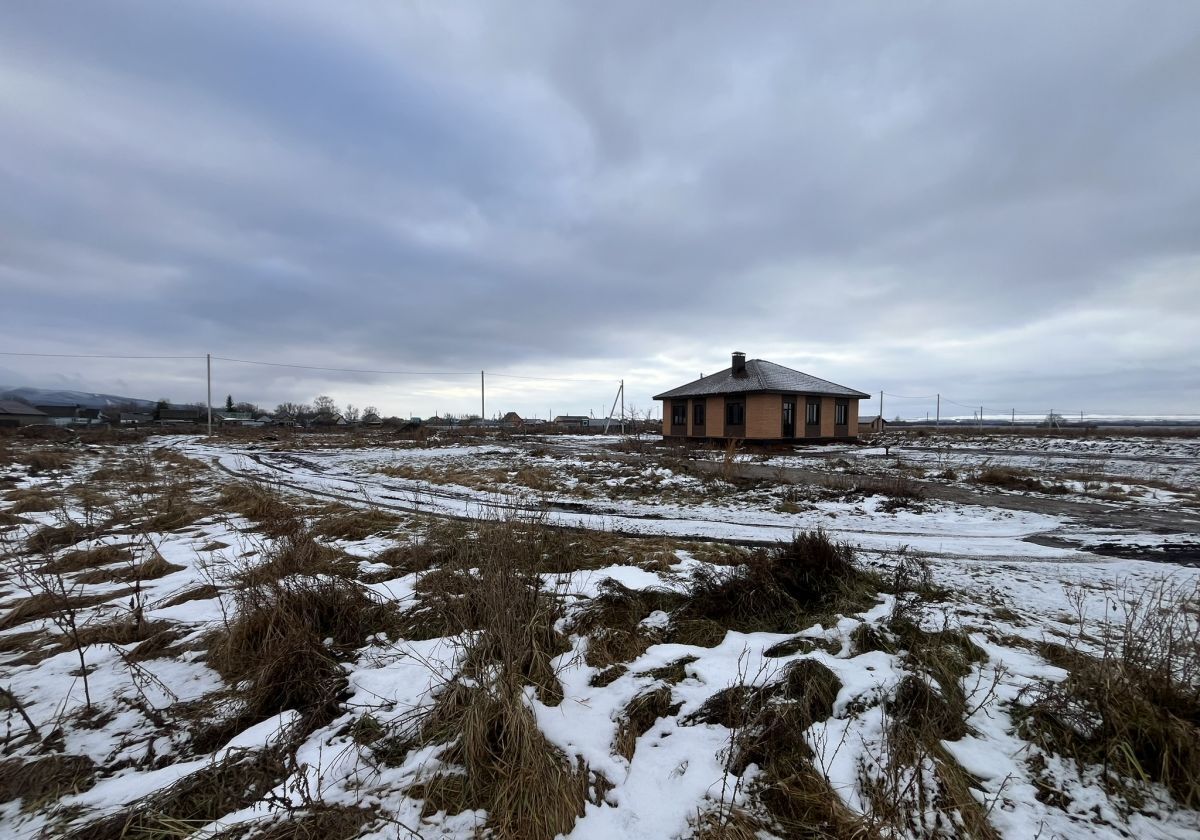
654 352 869 442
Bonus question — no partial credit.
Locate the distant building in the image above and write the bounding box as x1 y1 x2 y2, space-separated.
157 406 203 424
0 400 49 428
501 412 524 428
214 411 263 427
311 412 347 428
361 412 383 426
120 412 155 427
859 415 888 434
35 405 112 427
553 415 589 429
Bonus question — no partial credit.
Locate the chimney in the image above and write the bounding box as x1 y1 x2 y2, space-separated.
731 351 747 376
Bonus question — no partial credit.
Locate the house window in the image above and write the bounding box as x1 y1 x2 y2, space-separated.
726 399 745 426
805 399 820 426
835 402 848 426
693 401 706 426
671 401 687 426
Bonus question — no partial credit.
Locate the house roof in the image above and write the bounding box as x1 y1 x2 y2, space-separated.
159 407 202 419
653 359 870 400
35 405 81 417
0 400 47 416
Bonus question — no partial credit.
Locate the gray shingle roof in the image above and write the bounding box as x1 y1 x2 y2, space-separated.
0 400 47 416
653 360 870 400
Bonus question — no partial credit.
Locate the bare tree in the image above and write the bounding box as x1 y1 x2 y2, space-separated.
312 395 337 415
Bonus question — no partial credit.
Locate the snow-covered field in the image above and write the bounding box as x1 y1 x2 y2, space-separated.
1 431 1198 839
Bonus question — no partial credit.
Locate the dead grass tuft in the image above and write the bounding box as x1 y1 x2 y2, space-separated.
974 465 1068 494
389 517 590 837
0 588 133 632
74 618 171 649
21 450 74 475
7 490 57 514
208 575 397 732
697 658 862 837
217 482 298 533
310 506 401 541
74 553 186 585
1017 576 1200 807
220 805 376 839
236 527 356 586
614 686 678 759
72 748 288 840
670 531 879 635
159 584 220 608
0 753 97 811
411 681 587 839
43 545 130 574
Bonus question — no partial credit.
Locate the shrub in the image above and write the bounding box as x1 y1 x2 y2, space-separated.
1017 577 1200 807
208 575 397 731
670 531 878 635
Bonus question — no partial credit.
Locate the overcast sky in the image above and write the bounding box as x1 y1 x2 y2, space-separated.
2 2 1198 420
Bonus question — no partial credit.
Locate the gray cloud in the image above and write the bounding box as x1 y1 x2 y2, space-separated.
2 1 1198 419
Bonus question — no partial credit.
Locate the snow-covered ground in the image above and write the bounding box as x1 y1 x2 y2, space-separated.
1 434 1198 839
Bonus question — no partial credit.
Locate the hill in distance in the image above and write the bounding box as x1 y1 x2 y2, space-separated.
0 386 158 410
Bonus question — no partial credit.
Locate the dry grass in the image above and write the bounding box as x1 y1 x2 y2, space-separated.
43 545 130 575
235 527 356 586
0 510 27 528
7 490 58 514
614 686 677 759
21 450 75 475
0 588 133 632
380 517 590 837
1016 576 1200 807
695 658 865 838
214 805 376 839
310 506 401 541
73 553 186 585
208 575 397 732
570 577 681 667
669 531 880 636
74 618 171 648
216 483 298 533
26 522 97 554
71 748 289 840
409 681 587 839
0 753 97 812
974 465 1068 494
159 584 221 608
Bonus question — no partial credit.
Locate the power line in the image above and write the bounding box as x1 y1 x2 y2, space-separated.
211 356 475 376
3 348 618 391
882 391 938 400
486 372 616 384
0 351 204 360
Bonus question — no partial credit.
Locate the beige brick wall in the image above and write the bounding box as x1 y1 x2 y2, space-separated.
746 393 782 439
707 396 724 438
820 397 835 437
846 399 860 437
661 400 677 436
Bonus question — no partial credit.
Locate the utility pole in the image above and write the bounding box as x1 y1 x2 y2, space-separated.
880 390 884 422
206 353 212 436
480 371 485 422
620 379 625 435
1012 408 1015 426
979 406 983 433
936 394 940 429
